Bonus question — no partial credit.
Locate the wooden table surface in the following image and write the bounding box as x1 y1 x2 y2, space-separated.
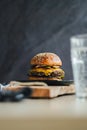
0 95 87 130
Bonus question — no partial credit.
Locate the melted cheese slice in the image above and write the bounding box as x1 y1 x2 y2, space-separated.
30 68 62 76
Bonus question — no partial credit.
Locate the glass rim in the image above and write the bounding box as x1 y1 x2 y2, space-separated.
71 34 87 40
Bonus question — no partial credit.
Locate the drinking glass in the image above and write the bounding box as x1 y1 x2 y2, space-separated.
70 34 87 98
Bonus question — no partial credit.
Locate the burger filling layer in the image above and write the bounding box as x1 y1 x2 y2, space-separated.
29 67 64 79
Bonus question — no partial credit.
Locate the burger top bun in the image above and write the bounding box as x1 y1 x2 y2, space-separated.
30 52 62 66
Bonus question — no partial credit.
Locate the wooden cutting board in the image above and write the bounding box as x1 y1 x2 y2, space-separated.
29 84 75 98
4 83 75 98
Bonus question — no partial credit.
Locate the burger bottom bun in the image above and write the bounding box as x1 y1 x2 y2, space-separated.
28 76 62 81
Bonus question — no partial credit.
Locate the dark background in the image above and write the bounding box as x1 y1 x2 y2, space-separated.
0 0 87 83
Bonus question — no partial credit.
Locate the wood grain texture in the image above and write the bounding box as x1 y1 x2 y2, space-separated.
3 84 75 98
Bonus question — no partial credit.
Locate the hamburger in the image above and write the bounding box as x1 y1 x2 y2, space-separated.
28 52 65 80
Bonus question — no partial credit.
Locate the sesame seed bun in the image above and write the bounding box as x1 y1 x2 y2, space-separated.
30 52 62 66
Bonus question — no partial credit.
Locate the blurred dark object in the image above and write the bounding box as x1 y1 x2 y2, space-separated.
0 87 32 102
